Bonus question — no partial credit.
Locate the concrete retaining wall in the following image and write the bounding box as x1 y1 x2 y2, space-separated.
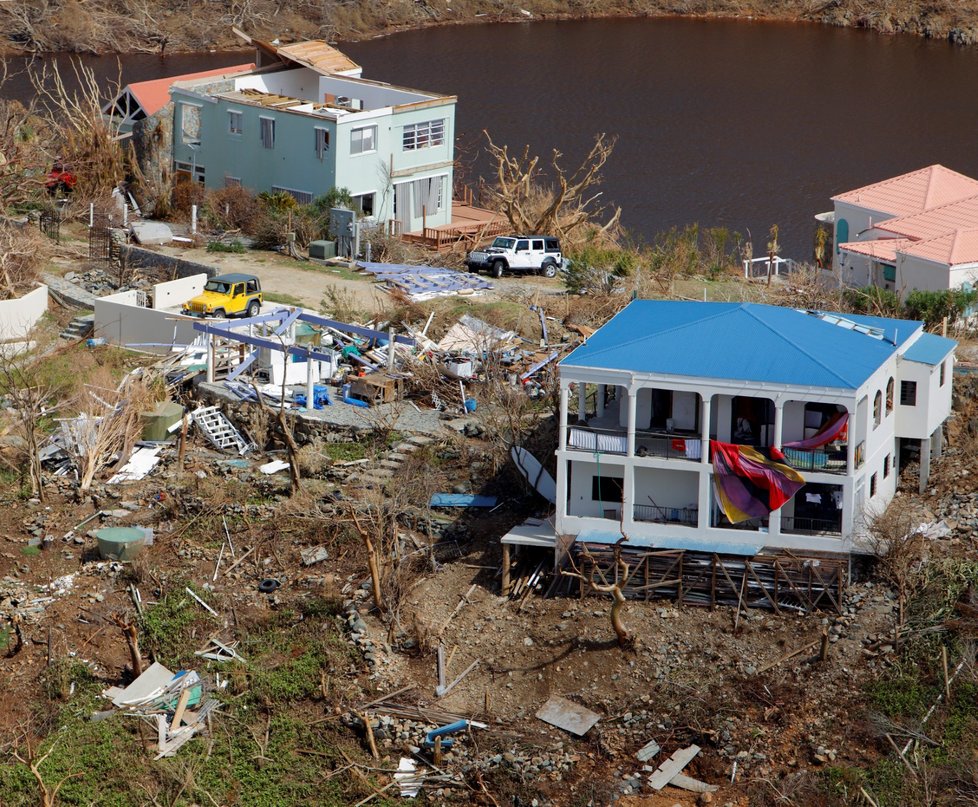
0 284 48 341
122 245 217 280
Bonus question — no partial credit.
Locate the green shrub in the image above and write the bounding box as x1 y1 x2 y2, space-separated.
206 240 246 253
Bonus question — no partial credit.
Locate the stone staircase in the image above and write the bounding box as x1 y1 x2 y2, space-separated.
353 434 434 487
59 314 95 341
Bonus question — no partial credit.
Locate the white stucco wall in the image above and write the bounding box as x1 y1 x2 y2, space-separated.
833 201 896 278
95 291 200 353
152 274 206 310
0 284 48 341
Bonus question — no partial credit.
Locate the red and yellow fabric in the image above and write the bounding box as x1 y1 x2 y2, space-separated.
711 440 806 524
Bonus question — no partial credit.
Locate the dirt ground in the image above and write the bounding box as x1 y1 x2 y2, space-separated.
154 243 565 313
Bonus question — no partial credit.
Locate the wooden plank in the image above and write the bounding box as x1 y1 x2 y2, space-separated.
648 744 700 790
171 688 192 729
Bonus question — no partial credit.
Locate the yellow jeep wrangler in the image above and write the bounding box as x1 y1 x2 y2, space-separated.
183 273 262 319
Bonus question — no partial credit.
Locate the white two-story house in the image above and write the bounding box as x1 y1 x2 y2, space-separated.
555 301 955 558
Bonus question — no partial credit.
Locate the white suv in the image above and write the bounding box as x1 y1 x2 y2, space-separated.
465 235 562 278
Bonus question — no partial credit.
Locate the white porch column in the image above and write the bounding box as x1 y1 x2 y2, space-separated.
626 388 638 457
700 394 712 465
697 470 712 531
622 464 635 532
577 383 587 423
596 384 606 418
846 406 856 473
773 400 783 448
558 385 569 452
206 333 215 383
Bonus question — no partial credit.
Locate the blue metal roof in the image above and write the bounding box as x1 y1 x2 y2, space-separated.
902 332 957 366
562 301 923 390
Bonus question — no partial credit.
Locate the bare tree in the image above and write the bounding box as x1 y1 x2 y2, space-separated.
59 370 157 493
29 59 127 212
7 730 80 807
563 541 633 647
0 348 67 501
483 131 621 242
0 223 48 299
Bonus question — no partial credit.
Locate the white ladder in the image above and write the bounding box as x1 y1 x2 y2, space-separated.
191 406 252 454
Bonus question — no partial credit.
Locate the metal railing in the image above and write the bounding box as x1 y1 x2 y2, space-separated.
780 516 842 536
566 426 704 460
780 447 848 474
712 514 769 531
634 504 698 526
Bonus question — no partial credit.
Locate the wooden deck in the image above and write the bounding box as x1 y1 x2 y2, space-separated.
400 202 507 251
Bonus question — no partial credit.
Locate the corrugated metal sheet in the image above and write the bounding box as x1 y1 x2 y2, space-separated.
902 332 957 366
561 302 918 390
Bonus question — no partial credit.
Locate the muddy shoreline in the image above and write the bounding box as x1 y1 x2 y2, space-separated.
2 1 978 57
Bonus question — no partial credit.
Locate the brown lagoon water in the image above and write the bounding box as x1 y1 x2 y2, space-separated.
6 18 978 258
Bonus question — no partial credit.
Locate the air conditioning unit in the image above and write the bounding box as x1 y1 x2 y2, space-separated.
334 96 352 108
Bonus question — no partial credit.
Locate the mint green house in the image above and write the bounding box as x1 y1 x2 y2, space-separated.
168 42 456 234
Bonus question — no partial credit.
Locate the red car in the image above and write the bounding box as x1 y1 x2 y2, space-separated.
46 162 76 195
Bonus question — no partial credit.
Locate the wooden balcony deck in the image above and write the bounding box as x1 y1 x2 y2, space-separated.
400 202 507 251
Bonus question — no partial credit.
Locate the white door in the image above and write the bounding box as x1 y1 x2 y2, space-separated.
530 238 546 268
513 238 531 269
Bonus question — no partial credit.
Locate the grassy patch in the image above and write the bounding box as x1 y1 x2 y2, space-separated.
263 291 305 307
207 240 246 253
322 441 368 462
20 545 40 557
867 668 939 721
139 584 217 668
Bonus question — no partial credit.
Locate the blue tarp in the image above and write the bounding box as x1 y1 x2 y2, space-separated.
430 493 499 508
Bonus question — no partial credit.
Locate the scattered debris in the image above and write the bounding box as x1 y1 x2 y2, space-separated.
636 738 661 762
300 546 330 566
510 446 557 504
535 696 601 736
191 406 253 454
358 261 494 301
429 493 498 508
648 744 703 791
195 637 246 664
102 662 218 759
259 459 290 474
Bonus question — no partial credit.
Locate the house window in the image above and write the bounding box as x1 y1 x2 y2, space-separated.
352 192 375 217
870 473 878 498
351 125 376 155
315 127 330 160
225 176 241 188
260 117 275 149
900 380 917 406
940 360 946 386
591 476 623 503
174 161 204 184
180 103 201 144
402 119 445 151
873 391 882 428
227 110 243 135
271 186 313 205
885 377 894 414
883 455 890 478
